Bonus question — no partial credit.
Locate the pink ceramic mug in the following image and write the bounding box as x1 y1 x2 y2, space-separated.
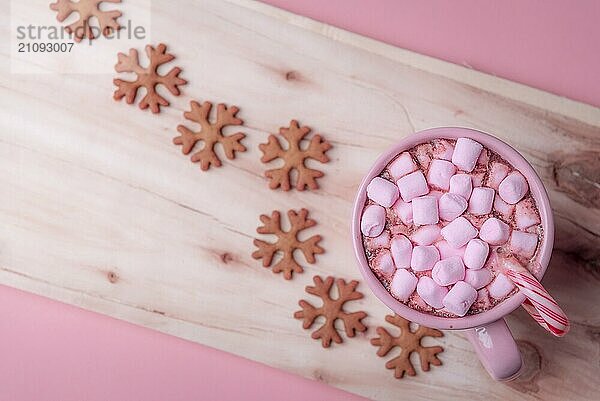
351 127 554 381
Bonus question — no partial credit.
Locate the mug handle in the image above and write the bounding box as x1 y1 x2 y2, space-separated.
465 318 523 381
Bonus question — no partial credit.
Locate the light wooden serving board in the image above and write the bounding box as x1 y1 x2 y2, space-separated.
1 1 599 400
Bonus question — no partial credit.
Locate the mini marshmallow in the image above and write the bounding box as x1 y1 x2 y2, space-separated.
452 137 483 172
412 196 439 225
479 217 511 245
464 268 493 289
396 171 429 202
388 152 417 180
514 198 541 229
498 171 529 204
367 177 399 207
427 159 457 190
510 230 538 259
417 276 448 309
468 187 495 215
487 162 510 189
372 250 396 279
493 196 515 218
449 174 473 199
440 216 478 248
463 239 489 270
392 198 413 225
435 240 466 259
390 235 413 269
390 269 418 302
442 281 477 317
438 193 468 221
410 245 440 271
411 225 441 246
360 204 386 237
488 273 515 299
432 256 465 286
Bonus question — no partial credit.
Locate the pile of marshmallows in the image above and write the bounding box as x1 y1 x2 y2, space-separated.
361 138 541 317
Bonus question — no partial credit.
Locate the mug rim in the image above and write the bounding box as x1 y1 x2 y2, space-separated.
351 126 554 330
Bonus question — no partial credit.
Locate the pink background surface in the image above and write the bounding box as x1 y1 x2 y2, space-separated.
267 0 600 107
2 1 599 401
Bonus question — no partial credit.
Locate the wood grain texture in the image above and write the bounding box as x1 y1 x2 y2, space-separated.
1 1 599 400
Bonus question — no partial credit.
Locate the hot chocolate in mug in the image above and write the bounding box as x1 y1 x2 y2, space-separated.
352 127 555 380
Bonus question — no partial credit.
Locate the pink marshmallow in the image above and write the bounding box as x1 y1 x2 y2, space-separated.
479 217 511 245
438 193 468 221
440 216 478 248
412 196 439 225
487 162 510 189
388 152 417 180
410 245 440 272
464 268 493 289
417 276 448 309
390 234 413 269
442 281 477 317
365 231 390 251
432 256 465 286
390 269 418 301
392 198 413 225
515 198 541 229
360 204 386 237
452 137 483 172
488 273 515 299
427 159 456 190
493 196 515 218
463 239 489 270
411 225 441 246
372 250 396 279
510 230 538 258
435 240 466 259
367 177 399 207
498 171 529 204
449 174 473 199
468 187 495 215
396 170 429 202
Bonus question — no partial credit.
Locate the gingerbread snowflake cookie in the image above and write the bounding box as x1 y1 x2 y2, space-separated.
371 315 444 379
259 120 332 191
173 101 246 170
295 275 367 347
252 209 323 280
50 0 121 42
113 43 186 113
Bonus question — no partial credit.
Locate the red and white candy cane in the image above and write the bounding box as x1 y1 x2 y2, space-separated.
504 267 570 337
